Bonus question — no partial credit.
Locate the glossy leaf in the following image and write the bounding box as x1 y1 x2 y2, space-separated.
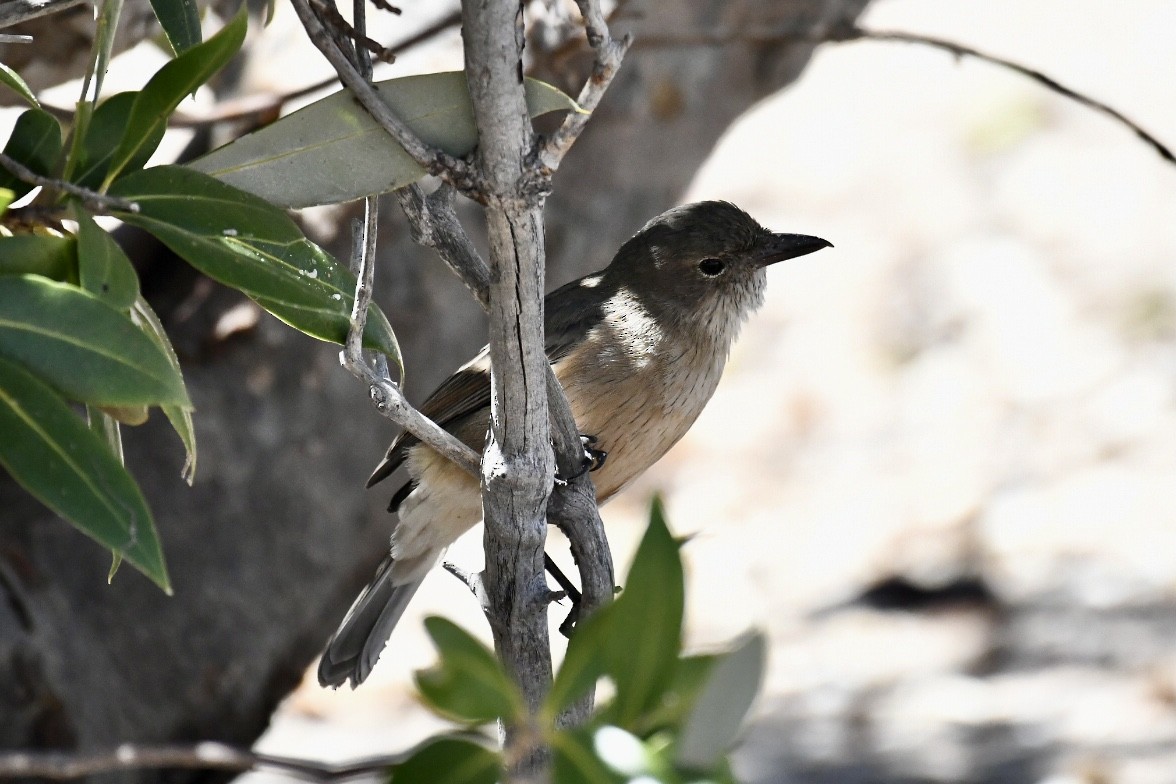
390 736 499 784
110 166 401 367
0 63 39 108
0 355 170 592
604 495 685 729
674 633 766 770
104 7 246 185
0 235 76 282
0 275 191 407
0 109 62 200
415 617 524 725
131 296 196 483
149 0 202 55
73 204 140 310
73 92 163 190
190 72 581 208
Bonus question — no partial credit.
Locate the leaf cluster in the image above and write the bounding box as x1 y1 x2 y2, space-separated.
0 3 577 590
406 499 767 784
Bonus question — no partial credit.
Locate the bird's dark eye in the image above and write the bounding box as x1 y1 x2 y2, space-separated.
698 258 725 276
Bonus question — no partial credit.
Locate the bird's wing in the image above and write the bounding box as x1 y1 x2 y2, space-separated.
366 349 492 489
367 272 612 495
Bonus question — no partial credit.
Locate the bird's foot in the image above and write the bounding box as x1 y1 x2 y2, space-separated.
580 434 608 473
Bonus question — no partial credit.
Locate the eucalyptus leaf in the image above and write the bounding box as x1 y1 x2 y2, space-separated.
190 72 581 208
603 495 685 730
0 275 191 408
415 617 524 725
546 602 613 719
0 188 12 216
674 633 766 770
73 92 162 190
0 108 62 199
0 235 76 282
0 355 170 593
390 736 499 784
0 63 39 109
131 296 196 483
73 204 140 310
110 166 401 369
149 0 202 55
103 7 246 185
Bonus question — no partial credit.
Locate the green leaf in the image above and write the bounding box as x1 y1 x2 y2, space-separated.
103 7 246 185
72 204 140 310
0 354 170 593
415 617 524 725
552 728 627 784
0 63 39 109
604 495 685 730
390 736 500 784
73 92 164 190
0 235 77 283
0 188 13 216
0 109 62 200
189 72 581 208
130 296 196 483
149 0 202 55
0 275 191 408
110 166 402 368
639 654 718 733
546 602 614 719
674 632 765 770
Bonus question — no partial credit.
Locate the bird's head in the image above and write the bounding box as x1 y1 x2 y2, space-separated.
606 201 831 345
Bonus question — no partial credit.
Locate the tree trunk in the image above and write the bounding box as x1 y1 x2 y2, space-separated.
0 0 870 774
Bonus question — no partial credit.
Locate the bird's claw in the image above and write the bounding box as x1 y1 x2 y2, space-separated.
580 434 608 473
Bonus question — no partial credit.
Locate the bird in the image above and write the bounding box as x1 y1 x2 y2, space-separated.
318 200 831 687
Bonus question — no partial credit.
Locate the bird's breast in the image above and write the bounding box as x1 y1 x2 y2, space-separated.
554 319 726 503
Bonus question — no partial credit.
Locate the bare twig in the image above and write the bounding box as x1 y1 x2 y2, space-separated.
340 202 480 478
0 0 86 28
636 24 1175 167
840 27 1176 165
535 1 633 172
0 33 32 43
0 152 139 213
39 10 463 130
394 183 491 308
312 0 396 65
287 0 482 194
0 741 417 781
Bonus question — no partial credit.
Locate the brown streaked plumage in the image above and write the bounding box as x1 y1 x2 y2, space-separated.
318 201 831 688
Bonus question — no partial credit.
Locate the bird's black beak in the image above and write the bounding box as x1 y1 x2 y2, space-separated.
757 233 833 267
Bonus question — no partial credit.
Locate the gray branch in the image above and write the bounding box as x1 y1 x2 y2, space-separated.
462 3 557 754
0 0 86 28
286 0 483 193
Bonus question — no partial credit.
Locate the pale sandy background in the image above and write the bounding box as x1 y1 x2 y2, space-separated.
246 1 1176 781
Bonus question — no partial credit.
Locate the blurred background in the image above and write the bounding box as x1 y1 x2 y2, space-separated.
251 2 1176 782
3 0 1175 782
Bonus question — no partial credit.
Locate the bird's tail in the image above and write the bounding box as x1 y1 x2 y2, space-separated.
317 555 424 688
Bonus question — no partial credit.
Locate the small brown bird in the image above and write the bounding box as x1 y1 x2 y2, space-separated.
319 201 831 687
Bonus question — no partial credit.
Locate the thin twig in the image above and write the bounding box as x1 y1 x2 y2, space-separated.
39 10 463 130
0 33 32 43
635 24 1175 167
0 0 86 28
287 0 483 195
535 0 632 172
0 741 414 781
340 199 480 477
841 27 1175 165
0 153 139 213
313 0 396 65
